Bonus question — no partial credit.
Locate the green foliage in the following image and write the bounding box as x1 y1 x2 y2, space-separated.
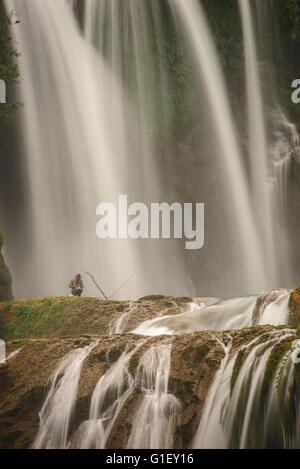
275 0 300 42
230 348 249 395
263 340 293 396
204 0 244 71
0 7 21 125
0 297 73 340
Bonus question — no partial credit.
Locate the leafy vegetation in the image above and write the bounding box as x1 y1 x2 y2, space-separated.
0 6 20 125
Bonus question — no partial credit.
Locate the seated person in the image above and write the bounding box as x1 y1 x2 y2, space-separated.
69 273 84 297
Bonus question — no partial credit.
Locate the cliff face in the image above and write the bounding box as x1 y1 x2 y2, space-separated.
0 231 13 302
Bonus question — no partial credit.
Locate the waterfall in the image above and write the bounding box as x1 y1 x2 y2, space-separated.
192 335 233 449
169 0 267 294
34 340 98 449
131 289 291 336
238 0 276 282
5 0 299 298
108 301 137 335
193 329 299 448
127 344 180 449
254 0 300 284
4 0 192 300
77 342 143 449
4 0 147 299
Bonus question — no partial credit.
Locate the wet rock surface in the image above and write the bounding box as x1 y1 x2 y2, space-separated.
0 325 290 449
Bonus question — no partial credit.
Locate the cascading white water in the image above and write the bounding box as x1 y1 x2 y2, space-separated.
192 335 233 449
127 344 180 449
77 342 143 449
4 0 192 300
252 0 300 284
169 0 267 294
34 340 98 449
238 0 276 283
131 289 291 337
223 330 297 448
193 329 297 449
108 301 137 336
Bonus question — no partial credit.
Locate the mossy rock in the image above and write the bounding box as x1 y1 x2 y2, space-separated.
0 230 13 302
230 349 249 395
289 287 300 327
168 377 193 400
137 295 166 302
263 340 293 396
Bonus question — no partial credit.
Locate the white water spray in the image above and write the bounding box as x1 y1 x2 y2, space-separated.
192 335 233 449
127 344 180 449
132 290 291 337
77 342 143 449
33 341 98 449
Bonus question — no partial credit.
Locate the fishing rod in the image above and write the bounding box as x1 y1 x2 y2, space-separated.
85 269 140 301
85 271 108 300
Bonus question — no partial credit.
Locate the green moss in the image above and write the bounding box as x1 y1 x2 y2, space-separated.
0 297 74 340
102 383 127 412
181 341 209 363
263 340 293 396
24 386 45 406
230 349 249 395
168 377 193 400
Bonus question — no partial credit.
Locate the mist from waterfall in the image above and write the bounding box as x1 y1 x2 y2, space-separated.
3 0 300 299
4 0 189 300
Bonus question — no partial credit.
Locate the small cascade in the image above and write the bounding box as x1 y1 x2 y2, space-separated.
193 329 298 449
131 290 291 337
33 341 98 449
254 289 291 326
224 330 297 448
127 344 180 449
192 335 233 449
77 342 144 449
108 301 138 336
0 340 6 364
